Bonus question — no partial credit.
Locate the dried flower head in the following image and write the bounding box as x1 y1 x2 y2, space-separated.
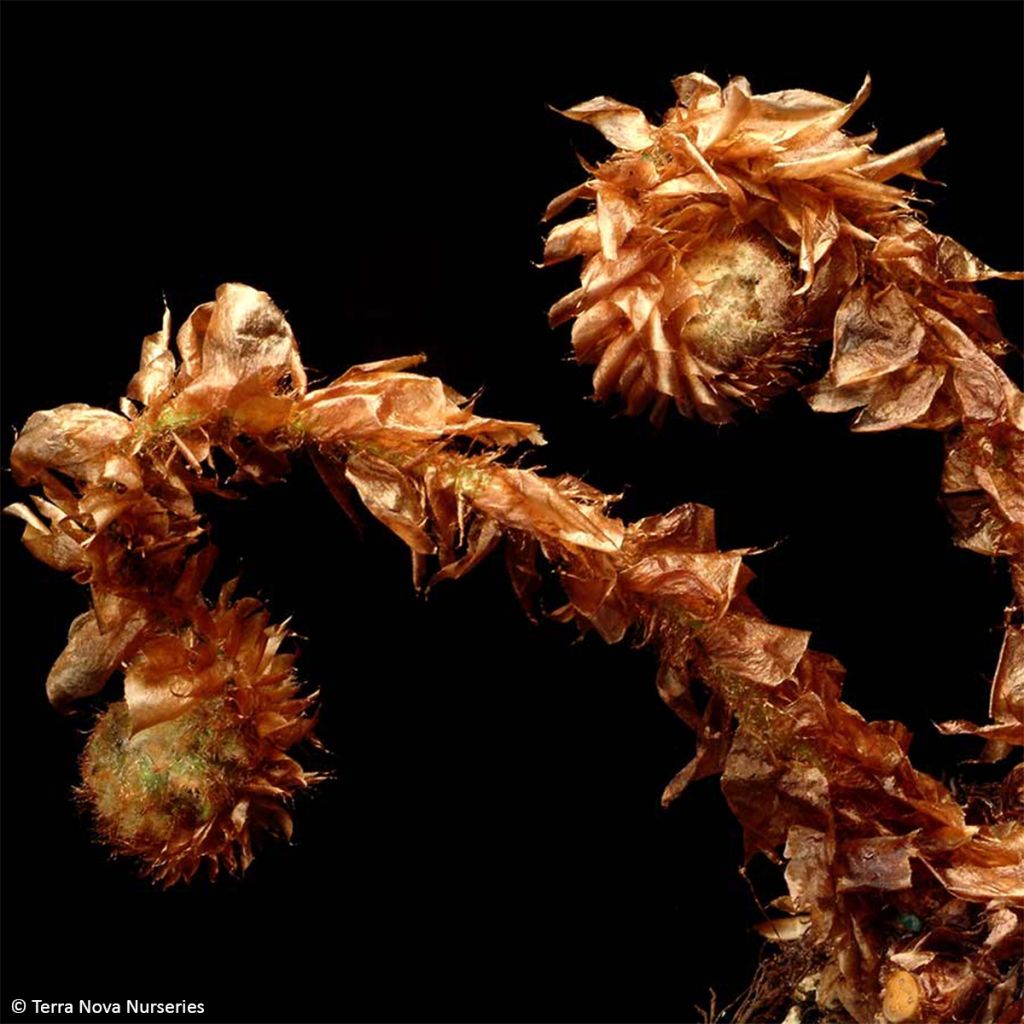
80 584 319 885
544 73 1020 424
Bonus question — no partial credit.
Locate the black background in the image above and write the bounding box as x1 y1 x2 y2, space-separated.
2 4 1022 1023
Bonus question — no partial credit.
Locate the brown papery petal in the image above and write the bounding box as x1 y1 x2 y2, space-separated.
12 405 133 485
46 606 149 710
557 96 656 152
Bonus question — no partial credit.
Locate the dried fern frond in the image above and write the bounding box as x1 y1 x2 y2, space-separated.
8 285 1021 1020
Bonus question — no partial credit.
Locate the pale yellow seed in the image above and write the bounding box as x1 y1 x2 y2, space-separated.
882 969 922 1023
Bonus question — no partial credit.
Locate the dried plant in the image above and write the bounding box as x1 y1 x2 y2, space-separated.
7 289 321 884
542 72 1023 1022
8 278 1021 1019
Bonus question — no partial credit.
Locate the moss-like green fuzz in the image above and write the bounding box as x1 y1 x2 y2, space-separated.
82 698 257 846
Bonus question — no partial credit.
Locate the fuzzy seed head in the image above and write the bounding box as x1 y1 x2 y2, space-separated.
75 589 321 885
82 698 259 850
677 238 795 368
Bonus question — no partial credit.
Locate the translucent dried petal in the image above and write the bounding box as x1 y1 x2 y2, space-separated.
12 404 133 485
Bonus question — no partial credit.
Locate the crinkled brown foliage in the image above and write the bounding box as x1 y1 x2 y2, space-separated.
541 73 1023 1021
544 73 1020 426
9 285 318 881
542 78 1024 748
301 338 1021 1022
9 285 1021 1019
